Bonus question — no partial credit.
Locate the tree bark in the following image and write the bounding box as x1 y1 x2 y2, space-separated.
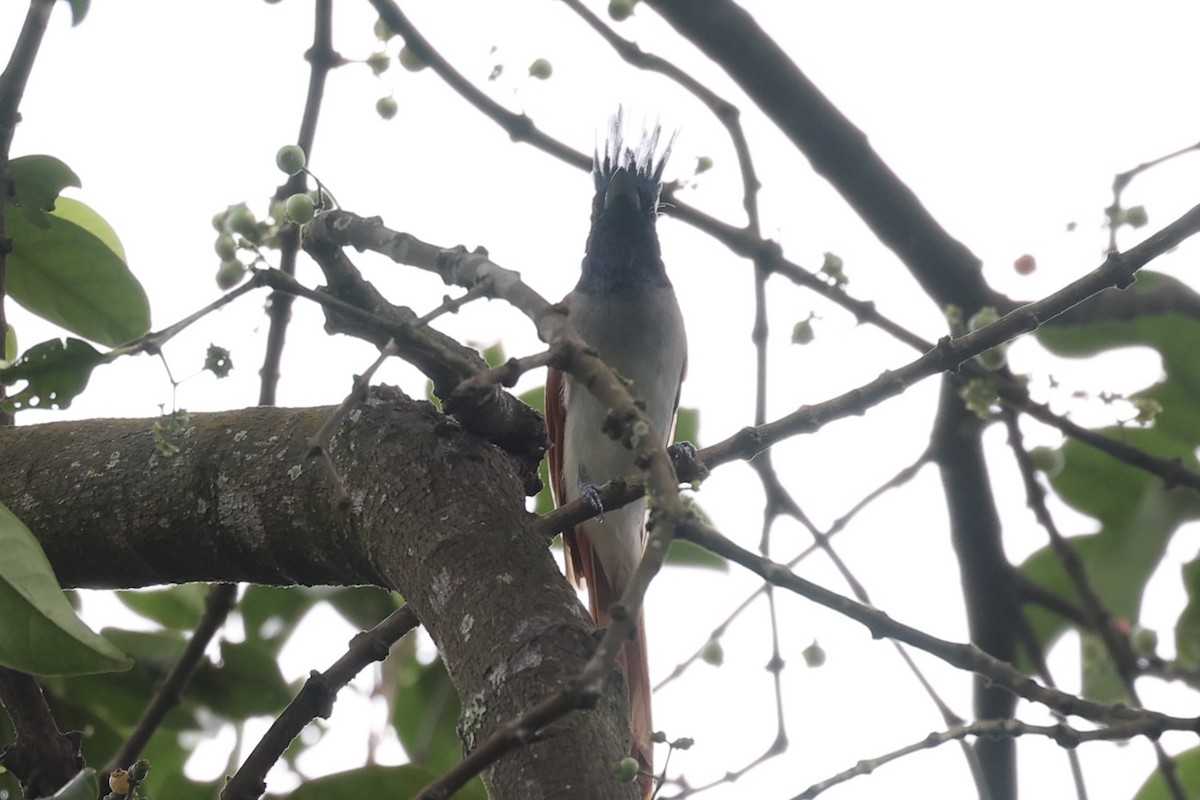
0 386 638 798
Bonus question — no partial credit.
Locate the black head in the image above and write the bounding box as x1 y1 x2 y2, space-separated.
577 113 675 295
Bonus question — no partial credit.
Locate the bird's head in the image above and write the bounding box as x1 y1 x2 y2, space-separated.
578 112 675 295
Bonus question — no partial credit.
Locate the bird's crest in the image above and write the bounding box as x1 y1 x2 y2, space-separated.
594 109 675 216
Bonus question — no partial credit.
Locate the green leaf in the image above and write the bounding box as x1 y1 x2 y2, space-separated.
7 197 150 345
1133 745 1200 800
191 639 292 719
480 340 506 368
393 656 466 771
0 503 132 675
204 344 233 378
57 0 89 26
3 324 14 363
287 765 453 800
7 155 81 228
117 585 208 630
326 586 404 630
33 767 96 800
673 406 699 446
1022 282 1200 696
0 337 104 412
240 585 325 654
1176 557 1200 668
667 538 727 571
519 385 545 414
100 629 188 672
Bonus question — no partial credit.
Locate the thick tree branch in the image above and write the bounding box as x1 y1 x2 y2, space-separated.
0 387 638 798
0 667 83 798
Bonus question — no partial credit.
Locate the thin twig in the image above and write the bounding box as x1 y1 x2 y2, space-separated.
258 0 343 406
678 518 1197 732
103 583 238 776
222 604 420 800
0 0 56 425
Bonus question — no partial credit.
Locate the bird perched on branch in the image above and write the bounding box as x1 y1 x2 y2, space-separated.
547 113 687 798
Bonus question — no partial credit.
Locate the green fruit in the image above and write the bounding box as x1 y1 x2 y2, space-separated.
609 0 635 21
275 144 306 176
820 251 847 286
214 235 237 261
528 58 552 80
398 45 427 72
285 193 316 223
367 52 390 75
376 96 399 120
1028 446 1065 477
226 205 258 240
700 640 724 666
373 18 395 40
216 259 246 290
1131 626 1158 655
791 319 814 345
614 756 639 783
968 306 1007 370
967 306 1000 331
1120 205 1148 228
802 640 826 668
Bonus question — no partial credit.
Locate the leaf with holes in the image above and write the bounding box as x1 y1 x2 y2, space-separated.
7 155 81 228
0 338 105 412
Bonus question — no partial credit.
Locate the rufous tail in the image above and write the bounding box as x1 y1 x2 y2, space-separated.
568 528 654 799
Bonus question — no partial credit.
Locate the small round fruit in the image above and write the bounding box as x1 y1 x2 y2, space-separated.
275 144 306 176
528 58 552 80
791 319 814 345
609 0 635 21
802 640 826 668
1131 626 1158 655
376 96 399 120
1121 205 1148 228
216 259 246 290
695 155 714 173
109 770 131 794
373 17 395 40
700 640 724 666
398 45 427 72
285 193 316 223
614 756 639 783
1014 253 1036 275
214 235 237 261
1028 446 1065 477
226 205 258 240
367 52 391 75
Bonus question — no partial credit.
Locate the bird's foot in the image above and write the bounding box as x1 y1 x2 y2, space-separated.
580 481 605 523
668 441 705 482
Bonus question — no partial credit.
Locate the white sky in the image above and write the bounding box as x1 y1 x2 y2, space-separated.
4 1 1200 798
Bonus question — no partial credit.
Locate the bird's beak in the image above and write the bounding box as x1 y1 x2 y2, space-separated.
604 167 640 212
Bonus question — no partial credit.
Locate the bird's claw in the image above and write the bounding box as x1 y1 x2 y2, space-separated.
667 441 696 461
668 440 705 483
580 481 605 522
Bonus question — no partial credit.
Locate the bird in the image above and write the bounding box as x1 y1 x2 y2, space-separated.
546 112 687 798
